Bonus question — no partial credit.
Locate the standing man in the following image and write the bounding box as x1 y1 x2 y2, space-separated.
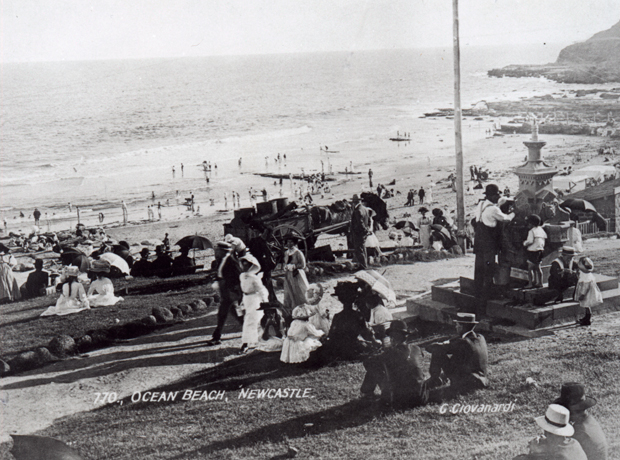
33 208 41 227
473 184 514 299
121 201 128 225
349 194 371 269
368 168 373 188
418 187 425 204
248 225 278 303
206 242 243 346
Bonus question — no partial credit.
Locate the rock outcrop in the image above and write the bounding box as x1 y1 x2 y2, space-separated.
489 20 620 83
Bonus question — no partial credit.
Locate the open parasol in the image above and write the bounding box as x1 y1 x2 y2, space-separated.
394 220 418 231
176 235 214 250
354 269 397 306
560 198 597 213
69 254 91 272
98 252 130 275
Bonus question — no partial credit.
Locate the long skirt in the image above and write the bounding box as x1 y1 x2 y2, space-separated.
283 269 309 313
241 292 266 346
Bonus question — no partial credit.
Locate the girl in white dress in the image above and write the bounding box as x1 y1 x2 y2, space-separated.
306 283 331 334
41 266 90 317
87 260 124 307
280 304 324 363
239 253 268 353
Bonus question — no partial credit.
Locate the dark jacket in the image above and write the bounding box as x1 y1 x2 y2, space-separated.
572 413 608 460
350 204 371 244
432 331 488 389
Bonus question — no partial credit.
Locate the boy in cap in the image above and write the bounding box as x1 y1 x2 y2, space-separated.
426 313 488 397
361 320 428 409
555 383 608 460
513 404 587 460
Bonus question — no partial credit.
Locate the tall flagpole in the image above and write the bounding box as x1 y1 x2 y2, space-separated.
453 0 465 248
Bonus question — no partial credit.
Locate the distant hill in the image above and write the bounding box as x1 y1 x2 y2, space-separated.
488 20 620 83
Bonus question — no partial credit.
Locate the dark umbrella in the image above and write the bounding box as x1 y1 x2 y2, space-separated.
176 234 214 262
69 254 91 272
58 247 87 266
394 220 418 231
175 235 214 250
560 198 597 213
11 435 84 460
430 224 452 239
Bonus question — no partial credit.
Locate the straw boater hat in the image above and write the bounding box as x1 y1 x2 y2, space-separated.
577 256 594 274
306 283 324 305
561 246 576 256
535 404 575 437
454 313 479 324
64 266 80 277
553 382 597 412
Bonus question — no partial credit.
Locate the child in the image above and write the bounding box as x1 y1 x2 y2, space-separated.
574 257 603 326
280 304 324 364
523 214 546 288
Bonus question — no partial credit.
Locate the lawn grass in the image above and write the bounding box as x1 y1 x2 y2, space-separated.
33 316 620 459
0 273 216 360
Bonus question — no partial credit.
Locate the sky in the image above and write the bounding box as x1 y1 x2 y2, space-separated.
1 0 619 63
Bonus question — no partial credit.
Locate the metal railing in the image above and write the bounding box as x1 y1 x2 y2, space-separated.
578 218 613 235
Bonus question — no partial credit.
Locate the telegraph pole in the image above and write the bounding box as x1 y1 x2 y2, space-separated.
453 0 465 248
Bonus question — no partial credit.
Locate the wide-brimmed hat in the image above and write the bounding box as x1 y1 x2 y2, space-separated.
454 313 479 324
386 320 410 337
432 208 443 217
577 257 594 274
483 184 501 197
216 241 233 251
258 302 282 311
553 382 597 412
351 194 360 203
535 404 574 437
64 266 80 277
561 246 576 256
306 283 324 305
418 207 429 214
90 259 111 274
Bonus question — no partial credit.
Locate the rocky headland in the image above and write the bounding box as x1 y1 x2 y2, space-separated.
488 20 620 83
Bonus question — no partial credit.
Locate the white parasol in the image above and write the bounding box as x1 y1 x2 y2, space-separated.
354 269 397 306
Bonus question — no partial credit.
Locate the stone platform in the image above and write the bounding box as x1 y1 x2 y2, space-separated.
406 274 620 332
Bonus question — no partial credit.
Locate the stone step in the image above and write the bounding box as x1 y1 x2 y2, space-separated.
486 287 620 329
431 285 485 317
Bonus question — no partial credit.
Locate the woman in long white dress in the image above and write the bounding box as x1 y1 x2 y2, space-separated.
417 207 432 250
280 305 324 363
87 261 124 307
239 253 268 353
40 266 90 317
282 237 309 317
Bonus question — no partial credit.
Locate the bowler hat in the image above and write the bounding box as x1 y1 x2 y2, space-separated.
483 184 501 196
553 382 596 411
561 246 576 256
535 404 574 437
351 194 360 203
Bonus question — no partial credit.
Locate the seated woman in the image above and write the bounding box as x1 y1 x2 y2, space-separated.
41 266 90 316
280 304 324 364
87 260 124 307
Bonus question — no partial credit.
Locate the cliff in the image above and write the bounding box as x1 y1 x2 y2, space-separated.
488 20 620 83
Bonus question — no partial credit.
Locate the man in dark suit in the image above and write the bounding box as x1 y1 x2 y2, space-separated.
426 313 488 397
206 241 243 346
20 259 49 299
361 320 429 409
349 194 371 269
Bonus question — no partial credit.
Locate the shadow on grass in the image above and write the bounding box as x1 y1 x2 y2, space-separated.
170 398 377 459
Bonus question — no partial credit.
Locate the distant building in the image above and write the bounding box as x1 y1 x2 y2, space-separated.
564 177 620 233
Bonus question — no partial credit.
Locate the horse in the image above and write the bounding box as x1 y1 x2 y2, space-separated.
361 192 390 230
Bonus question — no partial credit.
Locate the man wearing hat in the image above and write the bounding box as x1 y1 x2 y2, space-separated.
361 320 429 409
131 248 152 277
426 313 488 396
555 383 608 460
151 245 173 278
207 241 244 346
513 404 587 460
548 246 579 303
349 194 371 269
473 183 515 299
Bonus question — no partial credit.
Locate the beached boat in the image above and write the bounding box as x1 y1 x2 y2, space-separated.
389 137 411 142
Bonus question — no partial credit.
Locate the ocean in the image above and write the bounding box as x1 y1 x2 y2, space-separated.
0 43 605 231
